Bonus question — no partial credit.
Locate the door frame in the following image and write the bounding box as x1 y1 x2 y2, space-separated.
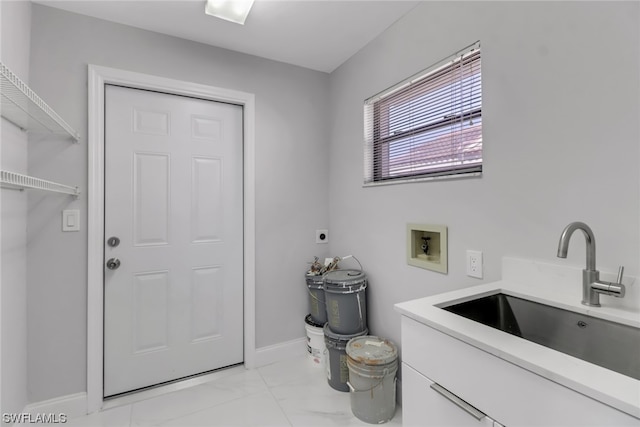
87 65 256 413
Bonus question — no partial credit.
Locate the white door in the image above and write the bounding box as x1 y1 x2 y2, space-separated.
103 85 243 397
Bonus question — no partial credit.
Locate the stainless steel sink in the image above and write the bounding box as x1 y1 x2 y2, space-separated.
442 293 640 380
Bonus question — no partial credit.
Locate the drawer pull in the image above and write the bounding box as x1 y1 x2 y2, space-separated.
430 383 486 421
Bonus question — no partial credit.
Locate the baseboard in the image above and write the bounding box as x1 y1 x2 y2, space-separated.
22 392 87 421
17 339 304 421
254 337 307 368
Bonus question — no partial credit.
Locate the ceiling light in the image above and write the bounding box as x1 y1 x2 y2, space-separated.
205 0 255 25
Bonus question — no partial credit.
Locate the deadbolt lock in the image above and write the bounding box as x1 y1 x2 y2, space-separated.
107 236 120 247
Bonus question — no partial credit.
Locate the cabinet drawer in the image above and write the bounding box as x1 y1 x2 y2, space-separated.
401 316 639 426
402 363 495 427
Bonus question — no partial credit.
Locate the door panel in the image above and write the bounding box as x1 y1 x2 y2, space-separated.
133 153 170 246
191 266 223 342
191 157 223 243
104 85 243 397
132 271 170 354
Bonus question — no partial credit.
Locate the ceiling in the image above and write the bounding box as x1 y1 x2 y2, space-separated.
32 0 420 73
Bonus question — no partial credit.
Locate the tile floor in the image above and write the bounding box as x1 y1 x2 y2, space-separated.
46 356 402 426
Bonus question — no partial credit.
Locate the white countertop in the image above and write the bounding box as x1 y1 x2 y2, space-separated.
394 257 640 419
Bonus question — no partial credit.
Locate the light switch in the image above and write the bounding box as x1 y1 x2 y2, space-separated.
62 210 80 232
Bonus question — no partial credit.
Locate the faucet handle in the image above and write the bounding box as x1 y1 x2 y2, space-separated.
616 266 624 284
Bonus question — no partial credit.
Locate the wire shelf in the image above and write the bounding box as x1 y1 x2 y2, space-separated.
0 170 80 197
0 62 80 141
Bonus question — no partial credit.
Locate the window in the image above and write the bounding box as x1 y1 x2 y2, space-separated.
364 41 482 184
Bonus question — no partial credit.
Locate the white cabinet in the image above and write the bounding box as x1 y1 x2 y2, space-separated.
403 362 496 427
400 315 639 426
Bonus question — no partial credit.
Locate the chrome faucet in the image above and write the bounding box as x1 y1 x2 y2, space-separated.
556 222 625 307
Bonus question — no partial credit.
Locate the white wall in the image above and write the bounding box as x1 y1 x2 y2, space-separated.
0 0 31 418
26 4 329 403
11 0 640 407
328 1 639 351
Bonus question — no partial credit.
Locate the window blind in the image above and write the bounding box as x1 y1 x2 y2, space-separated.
364 41 482 184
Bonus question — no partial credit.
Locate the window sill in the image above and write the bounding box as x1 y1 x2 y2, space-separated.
363 171 481 188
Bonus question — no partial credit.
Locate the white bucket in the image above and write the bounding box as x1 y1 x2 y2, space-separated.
305 314 326 367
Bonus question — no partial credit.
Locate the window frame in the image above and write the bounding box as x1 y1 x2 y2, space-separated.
364 41 482 186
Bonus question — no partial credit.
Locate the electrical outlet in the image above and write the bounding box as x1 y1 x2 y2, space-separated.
466 250 483 279
316 229 329 244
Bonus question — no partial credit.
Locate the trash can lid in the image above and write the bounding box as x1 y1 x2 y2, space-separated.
346 336 397 365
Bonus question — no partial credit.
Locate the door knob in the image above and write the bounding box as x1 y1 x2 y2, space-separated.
106 258 121 270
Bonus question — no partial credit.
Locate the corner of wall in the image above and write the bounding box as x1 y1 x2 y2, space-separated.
0 0 32 420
